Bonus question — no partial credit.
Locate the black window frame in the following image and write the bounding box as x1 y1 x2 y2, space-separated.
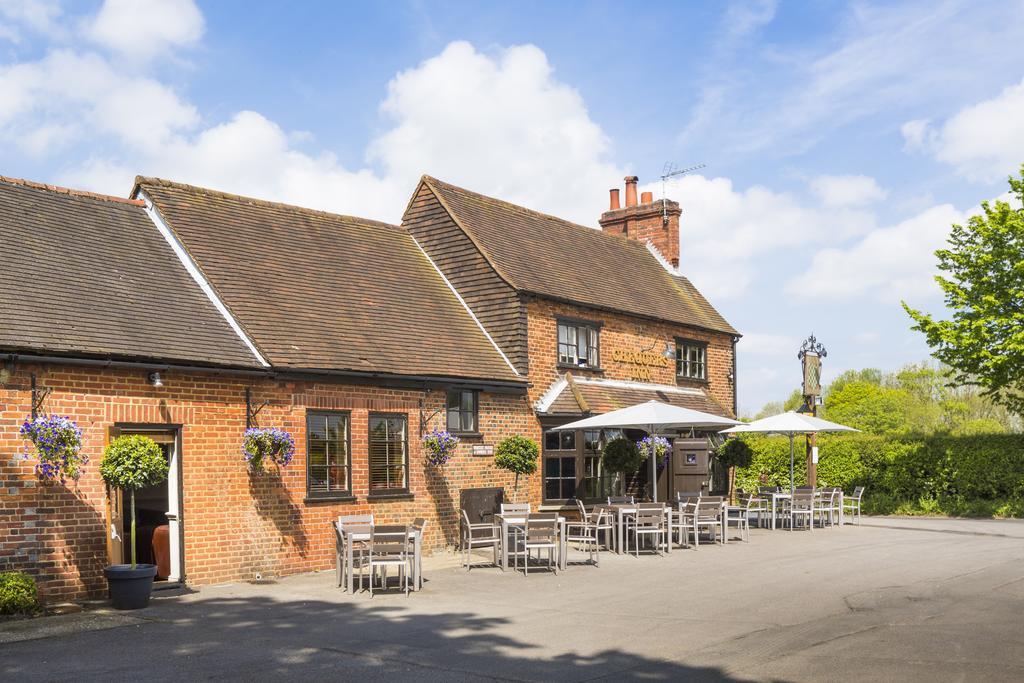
542 427 623 505
676 338 708 381
445 388 480 436
556 317 602 370
368 412 410 494
305 410 353 500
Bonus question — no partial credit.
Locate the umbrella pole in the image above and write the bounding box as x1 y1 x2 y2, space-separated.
789 434 795 494
649 427 657 502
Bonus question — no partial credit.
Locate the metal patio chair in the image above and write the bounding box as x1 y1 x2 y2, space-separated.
577 499 615 551
368 524 412 596
843 486 865 525
607 495 635 505
693 497 725 546
725 493 754 542
500 502 531 515
515 513 559 576
626 504 667 557
789 492 815 531
565 507 608 567
335 514 373 591
460 508 501 571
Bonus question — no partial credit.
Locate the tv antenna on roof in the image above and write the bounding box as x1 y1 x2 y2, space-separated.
660 162 706 224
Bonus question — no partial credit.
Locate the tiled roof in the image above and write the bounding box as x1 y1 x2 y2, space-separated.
135 178 523 384
0 177 261 367
422 176 738 335
540 374 730 417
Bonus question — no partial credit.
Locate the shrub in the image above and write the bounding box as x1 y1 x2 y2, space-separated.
0 572 39 616
602 437 644 474
100 435 169 567
732 432 1024 518
494 435 539 501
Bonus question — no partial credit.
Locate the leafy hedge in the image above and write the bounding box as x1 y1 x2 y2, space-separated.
0 571 39 616
733 433 1024 517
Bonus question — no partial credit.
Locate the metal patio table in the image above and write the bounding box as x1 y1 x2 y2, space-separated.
496 514 567 572
607 504 675 554
344 526 422 594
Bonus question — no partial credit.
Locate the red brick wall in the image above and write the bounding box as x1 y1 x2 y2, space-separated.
524 297 736 414
1 363 539 602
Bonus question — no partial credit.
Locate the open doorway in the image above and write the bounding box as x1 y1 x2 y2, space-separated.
110 426 182 583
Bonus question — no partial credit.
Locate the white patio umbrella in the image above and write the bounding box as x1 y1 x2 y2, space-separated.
552 400 740 501
719 412 858 493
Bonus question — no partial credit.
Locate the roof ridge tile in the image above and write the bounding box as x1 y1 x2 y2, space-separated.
134 176 398 230
0 176 145 207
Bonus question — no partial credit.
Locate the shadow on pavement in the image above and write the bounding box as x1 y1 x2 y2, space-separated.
0 592 750 681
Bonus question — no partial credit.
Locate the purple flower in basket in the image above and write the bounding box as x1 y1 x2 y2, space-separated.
20 414 86 482
243 427 295 474
637 435 671 472
422 429 460 467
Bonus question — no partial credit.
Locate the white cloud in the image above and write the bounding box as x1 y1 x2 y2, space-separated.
86 0 204 61
38 39 625 227
902 79 1024 182
0 50 198 157
0 0 63 42
649 174 876 299
679 2 1024 159
809 174 887 207
368 41 623 225
739 332 797 357
787 203 964 302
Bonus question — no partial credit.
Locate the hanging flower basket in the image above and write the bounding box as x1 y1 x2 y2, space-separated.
20 415 86 483
638 436 671 472
423 429 460 467
243 428 295 474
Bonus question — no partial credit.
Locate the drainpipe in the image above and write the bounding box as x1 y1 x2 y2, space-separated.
731 336 739 417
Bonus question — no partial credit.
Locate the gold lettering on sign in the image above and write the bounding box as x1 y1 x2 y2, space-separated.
611 348 671 368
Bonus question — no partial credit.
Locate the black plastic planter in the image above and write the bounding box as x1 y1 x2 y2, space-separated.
104 564 157 610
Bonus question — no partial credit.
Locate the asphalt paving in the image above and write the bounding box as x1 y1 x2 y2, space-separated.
2 516 1023 681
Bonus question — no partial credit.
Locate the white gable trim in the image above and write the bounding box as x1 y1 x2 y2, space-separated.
136 189 270 368
534 375 569 412
645 241 680 276
410 234 520 377
571 375 706 396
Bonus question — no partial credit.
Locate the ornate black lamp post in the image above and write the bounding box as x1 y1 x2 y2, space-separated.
797 334 827 485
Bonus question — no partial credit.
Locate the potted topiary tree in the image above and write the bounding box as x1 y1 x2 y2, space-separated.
493 435 538 502
716 438 754 504
602 437 644 496
100 435 169 610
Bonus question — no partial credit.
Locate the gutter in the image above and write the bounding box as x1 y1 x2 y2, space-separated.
2 353 529 395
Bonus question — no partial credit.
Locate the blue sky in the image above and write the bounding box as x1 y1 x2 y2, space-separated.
2 0 1023 414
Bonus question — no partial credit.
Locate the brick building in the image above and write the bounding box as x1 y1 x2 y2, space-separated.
1 172 736 602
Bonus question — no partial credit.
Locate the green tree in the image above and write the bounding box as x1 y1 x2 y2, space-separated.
100 435 168 568
493 435 538 502
824 381 911 435
904 166 1024 415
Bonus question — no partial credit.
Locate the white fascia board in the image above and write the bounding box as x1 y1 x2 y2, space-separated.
572 375 705 396
410 234 520 377
136 189 270 368
646 241 680 275
534 375 569 413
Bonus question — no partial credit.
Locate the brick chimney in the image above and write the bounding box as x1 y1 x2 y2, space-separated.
600 176 681 268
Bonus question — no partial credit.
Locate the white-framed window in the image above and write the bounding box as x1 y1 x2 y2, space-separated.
557 320 600 368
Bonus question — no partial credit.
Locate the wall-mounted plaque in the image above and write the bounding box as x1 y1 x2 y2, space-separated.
472 444 493 456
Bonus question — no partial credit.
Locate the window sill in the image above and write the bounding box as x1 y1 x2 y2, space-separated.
304 494 356 504
450 431 483 439
367 491 415 501
676 376 709 385
557 363 604 373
